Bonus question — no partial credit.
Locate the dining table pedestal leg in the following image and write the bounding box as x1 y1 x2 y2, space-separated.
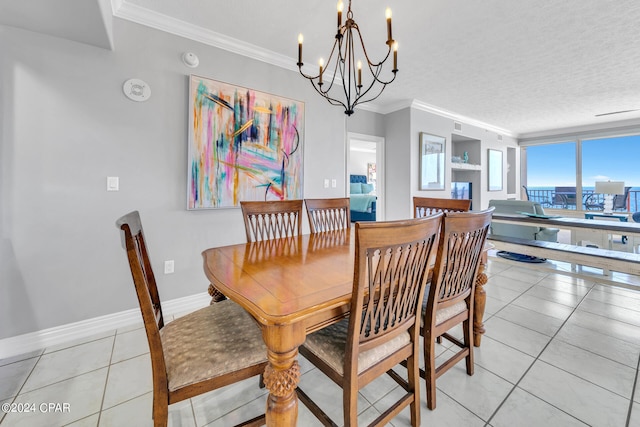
262 325 304 426
473 247 490 347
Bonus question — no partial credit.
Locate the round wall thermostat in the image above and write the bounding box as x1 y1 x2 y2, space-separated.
123 78 151 102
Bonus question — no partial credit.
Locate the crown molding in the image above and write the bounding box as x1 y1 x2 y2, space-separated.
110 1 518 137
408 100 517 138
112 1 297 73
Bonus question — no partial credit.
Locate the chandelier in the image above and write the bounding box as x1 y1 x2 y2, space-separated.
297 0 398 116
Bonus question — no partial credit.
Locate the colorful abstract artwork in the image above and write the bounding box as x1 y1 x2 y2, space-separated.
187 75 304 209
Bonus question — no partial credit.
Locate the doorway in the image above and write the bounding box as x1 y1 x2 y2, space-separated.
347 133 385 221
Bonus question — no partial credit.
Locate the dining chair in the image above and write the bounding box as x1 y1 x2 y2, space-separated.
421 207 494 410
298 214 443 427
240 199 303 242
116 211 268 427
305 197 351 233
413 196 471 218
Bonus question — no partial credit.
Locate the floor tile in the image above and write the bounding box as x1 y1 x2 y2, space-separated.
486 275 533 295
483 295 510 316
44 330 115 354
1 368 107 427
567 309 640 345
483 279 525 303
435 363 514 421
65 413 99 426
484 316 552 357
0 357 38 400
523 285 584 307
539 339 636 398
22 337 114 393
296 367 370 424
554 322 640 369
110 328 149 364
494 304 565 337
631 402 640 427
489 387 589 427
473 336 535 384
102 353 152 410
496 266 548 284
519 360 628 427
0 350 43 368
98 392 195 427
511 293 575 320
578 297 640 327
191 376 267 426
538 273 595 293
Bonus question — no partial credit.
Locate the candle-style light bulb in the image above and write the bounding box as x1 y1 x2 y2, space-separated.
393 42 398 71
319 58 324 84
337 1 344 28
297 33 304 65
357 60 362 87
385 8 393 43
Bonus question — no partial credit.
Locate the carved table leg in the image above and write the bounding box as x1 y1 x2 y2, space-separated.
262 324 304 426
207 283 227 305
473 249 489 347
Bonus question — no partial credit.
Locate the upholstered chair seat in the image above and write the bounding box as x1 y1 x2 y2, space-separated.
160 300 267 391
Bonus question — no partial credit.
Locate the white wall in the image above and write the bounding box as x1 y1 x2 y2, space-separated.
0 20 349 339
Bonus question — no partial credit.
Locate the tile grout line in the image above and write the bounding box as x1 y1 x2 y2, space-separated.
95 329 118 427
0 351 44 426
483 273 596 426
627 352 640 427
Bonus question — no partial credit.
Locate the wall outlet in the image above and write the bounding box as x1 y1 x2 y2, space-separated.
324 179 329 188
331 179 337 188
164 260 175 274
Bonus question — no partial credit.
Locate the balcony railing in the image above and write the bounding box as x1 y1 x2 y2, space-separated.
525 188 640 212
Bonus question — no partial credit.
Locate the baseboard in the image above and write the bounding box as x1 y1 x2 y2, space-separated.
0 292 211 360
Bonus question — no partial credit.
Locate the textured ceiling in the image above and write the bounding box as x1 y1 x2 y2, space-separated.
4 0 640 137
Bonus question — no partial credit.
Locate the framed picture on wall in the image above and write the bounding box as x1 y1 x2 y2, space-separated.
488 149 503 191
187 75 305 209
419 132 445 190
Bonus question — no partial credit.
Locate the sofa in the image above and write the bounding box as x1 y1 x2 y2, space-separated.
488 199 559 242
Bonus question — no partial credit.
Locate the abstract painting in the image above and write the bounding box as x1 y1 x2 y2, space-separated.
187 75 304 209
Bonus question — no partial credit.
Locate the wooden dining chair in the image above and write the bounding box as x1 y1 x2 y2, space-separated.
305 197 351 233
240 199 304 242
298 214 443 427
421 207 493 410
116 211 268 427
413 196 471 218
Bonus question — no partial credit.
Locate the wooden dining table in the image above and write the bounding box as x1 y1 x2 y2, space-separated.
202 229 491 426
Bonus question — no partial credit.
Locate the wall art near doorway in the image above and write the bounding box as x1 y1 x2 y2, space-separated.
187 75 304 209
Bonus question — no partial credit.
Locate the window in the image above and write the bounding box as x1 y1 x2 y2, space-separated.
524 142 576 208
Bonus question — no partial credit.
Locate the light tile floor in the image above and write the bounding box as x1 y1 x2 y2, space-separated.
1 257 639 426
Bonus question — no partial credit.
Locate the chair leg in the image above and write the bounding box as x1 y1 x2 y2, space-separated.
152 400 168 427
344 380 359 427
424 331 437 410
463 318 474 376
407 350 421 427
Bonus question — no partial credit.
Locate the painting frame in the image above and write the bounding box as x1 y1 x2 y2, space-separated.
187 74 305 210
488 149 503 191
419 132 445 190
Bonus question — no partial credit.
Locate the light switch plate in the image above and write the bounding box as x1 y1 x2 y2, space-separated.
107 176 119 191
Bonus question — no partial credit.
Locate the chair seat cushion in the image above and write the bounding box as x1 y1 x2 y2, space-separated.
421 297 467 329
160 300 267 392
301 319 410 376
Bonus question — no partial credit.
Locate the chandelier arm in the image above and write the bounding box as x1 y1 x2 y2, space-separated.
354 27 396 85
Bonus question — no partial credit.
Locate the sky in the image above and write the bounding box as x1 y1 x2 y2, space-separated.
527 135 640 188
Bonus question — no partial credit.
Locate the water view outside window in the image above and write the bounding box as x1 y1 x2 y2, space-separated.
582 135 640 211
526 142 577 207
525 135 640 211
